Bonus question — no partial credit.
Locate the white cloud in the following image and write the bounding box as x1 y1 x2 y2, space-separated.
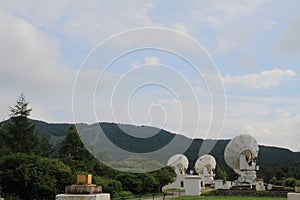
0 9 75 121
0 1 155 45
223 68 296 89
144 56 160 65
0 9 120 123
130 56 160 69
0 9 72 91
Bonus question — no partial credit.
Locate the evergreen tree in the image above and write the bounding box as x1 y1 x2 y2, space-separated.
59 125 93 161
0 124 9 156
5 93 39 154
38 133 54 157
215 165 228 180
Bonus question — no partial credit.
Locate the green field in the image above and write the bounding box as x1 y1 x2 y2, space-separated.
174 196 286 200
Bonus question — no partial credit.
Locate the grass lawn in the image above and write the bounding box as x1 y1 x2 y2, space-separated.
174 196 286 200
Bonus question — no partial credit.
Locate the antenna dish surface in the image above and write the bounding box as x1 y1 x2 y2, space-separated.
167 154 189 175
195 155 216 175
224 134 259 174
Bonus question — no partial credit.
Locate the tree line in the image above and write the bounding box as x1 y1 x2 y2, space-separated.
0 94 176 200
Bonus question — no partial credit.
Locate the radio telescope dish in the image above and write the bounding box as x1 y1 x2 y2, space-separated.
224 134 259 175
195 155 216 175
195 155 216 185
224 134 260 186
167 154 189 175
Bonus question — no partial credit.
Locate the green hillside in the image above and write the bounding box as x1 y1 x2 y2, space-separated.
29 118 300 181
33 119 70 137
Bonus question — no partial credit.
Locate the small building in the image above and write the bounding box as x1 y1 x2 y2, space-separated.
184 175 201 196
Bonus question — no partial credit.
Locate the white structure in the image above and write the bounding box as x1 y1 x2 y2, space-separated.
267 184 273 190
214 180 224 189
195 155 216 185
214 180 231 190
163 154 189 190
256 179 265 191
224 181 232 189
56 194 110 200
184 175 201 196
224 134 259 185
288 193 300 200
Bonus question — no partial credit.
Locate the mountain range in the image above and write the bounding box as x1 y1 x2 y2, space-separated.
31 119 300 177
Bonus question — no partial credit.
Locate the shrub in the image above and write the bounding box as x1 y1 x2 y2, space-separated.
285 177 297 187
93 176 122 197
0 154 72 200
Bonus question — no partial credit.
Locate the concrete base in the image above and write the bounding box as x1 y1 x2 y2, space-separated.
184 175 201 196
56 194 110 200
224 181 232 189
199 174 214 186
256 184 265 191
288 193 300 200
214 180 224 189
65 185 102 194
267 184 272 190
238 170 257 185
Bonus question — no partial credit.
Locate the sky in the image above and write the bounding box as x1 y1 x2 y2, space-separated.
0 1 300 152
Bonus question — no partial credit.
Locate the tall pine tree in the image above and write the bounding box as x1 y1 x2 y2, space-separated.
5 93 39 154
59 125 93 161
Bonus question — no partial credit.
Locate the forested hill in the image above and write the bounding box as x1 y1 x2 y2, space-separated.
30 119 300 173
27 120 300 181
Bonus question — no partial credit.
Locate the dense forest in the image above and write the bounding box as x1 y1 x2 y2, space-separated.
1 94 300 199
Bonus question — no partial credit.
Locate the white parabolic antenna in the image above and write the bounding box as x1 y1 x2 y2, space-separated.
167 154 189 175
195 155 216 175
224 134 259 174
